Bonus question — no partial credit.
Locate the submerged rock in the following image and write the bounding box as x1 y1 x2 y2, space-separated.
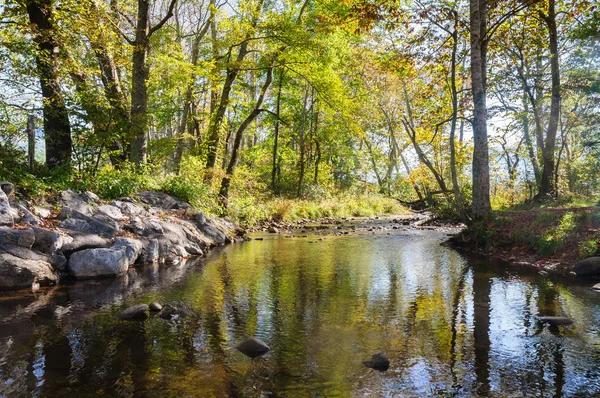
363 352 390 371
149 302 163 312
574 257 600 277
118 304 149 320
159 302 194 320
236 338 270 358
591 283 600 292
67 247 129 279
538 316 574 326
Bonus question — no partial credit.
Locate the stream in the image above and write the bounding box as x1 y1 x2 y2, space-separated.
1 221 600 397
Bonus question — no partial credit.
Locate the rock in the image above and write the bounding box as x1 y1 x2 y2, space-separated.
32 206 52 219
59 190 93 217
149 302 163 312
0 227 35 249
268 226 279 233
0 188 13 226
136 191 192 211
112 237 143 265
538 316 574 326
591 283 600 292
235 338 270 358
0 252 58 290
159 302 193 320
97 205 123 220
17 205 42 225
113 200 146 216
117 304 149 321
80 191 101 204
32 228 63 254
574 257 600 277
146 239 159 263
0 181 14 196
363 352 390 371
61 218 90 232
61 233 110 254
59 210 118 236
67 247 129 279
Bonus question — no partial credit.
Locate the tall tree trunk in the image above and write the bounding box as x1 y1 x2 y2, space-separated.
271 69 284 192
129 0 177 165
469 0 492 219
219 68 273 205
129 0 151 165
297 87 311 197
205 0 265 171
536 0 561 199
522 90 540 183
449 17 468 222
26 0 72 168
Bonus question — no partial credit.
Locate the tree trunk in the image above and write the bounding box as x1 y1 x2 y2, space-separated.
26 0 72 168
469 0 492 219
449 17 468 222
205 0 265 171
219 68 273 205
536 0 561 199
271 69 284 192
129 0 150 165
27 115 35 173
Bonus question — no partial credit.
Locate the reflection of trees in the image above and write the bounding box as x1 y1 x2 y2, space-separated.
473 265 491 396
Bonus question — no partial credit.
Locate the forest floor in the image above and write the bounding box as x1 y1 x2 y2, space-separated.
451 206 600 276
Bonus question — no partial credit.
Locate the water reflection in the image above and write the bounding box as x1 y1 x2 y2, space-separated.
1 231 600 397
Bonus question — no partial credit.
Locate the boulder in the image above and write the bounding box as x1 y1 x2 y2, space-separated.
67 247 129 279
113 200 146 216
0 252 58 290
0 227 35 249
59 210 118 236
32 228 63 254
61 218 90 232
117 304 149 320
136 191 192 210
538 316 574 326
149 302 163 312
235 338 270 358
59 190 93 217
574 257 600 277
0 189 13 226
32 206 52 219
0 181 14 196
96 205 123 220
80 191 101 204
17 205 42 225
363 352 390 371
112 237 143 265
61 233 110 254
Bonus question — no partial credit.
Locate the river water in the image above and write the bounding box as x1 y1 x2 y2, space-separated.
1 226 600 397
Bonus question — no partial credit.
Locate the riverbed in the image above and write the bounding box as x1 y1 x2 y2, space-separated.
1 224 600 397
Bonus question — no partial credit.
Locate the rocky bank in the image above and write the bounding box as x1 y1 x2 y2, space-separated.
0 182 244 290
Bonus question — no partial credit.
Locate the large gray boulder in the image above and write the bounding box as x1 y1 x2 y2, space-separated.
59 210 118 236
59 190 93 217
0 252 58 290
113 200 146 216
61 233 110 254
67 247 129 279
0 188 13 226
0 227 35 249
96 205 124 220
574 257 600 277
112 237 143 265
136 191 192 211
32 228 63 254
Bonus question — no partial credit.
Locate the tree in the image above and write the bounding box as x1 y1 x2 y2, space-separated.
25 0 72 168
